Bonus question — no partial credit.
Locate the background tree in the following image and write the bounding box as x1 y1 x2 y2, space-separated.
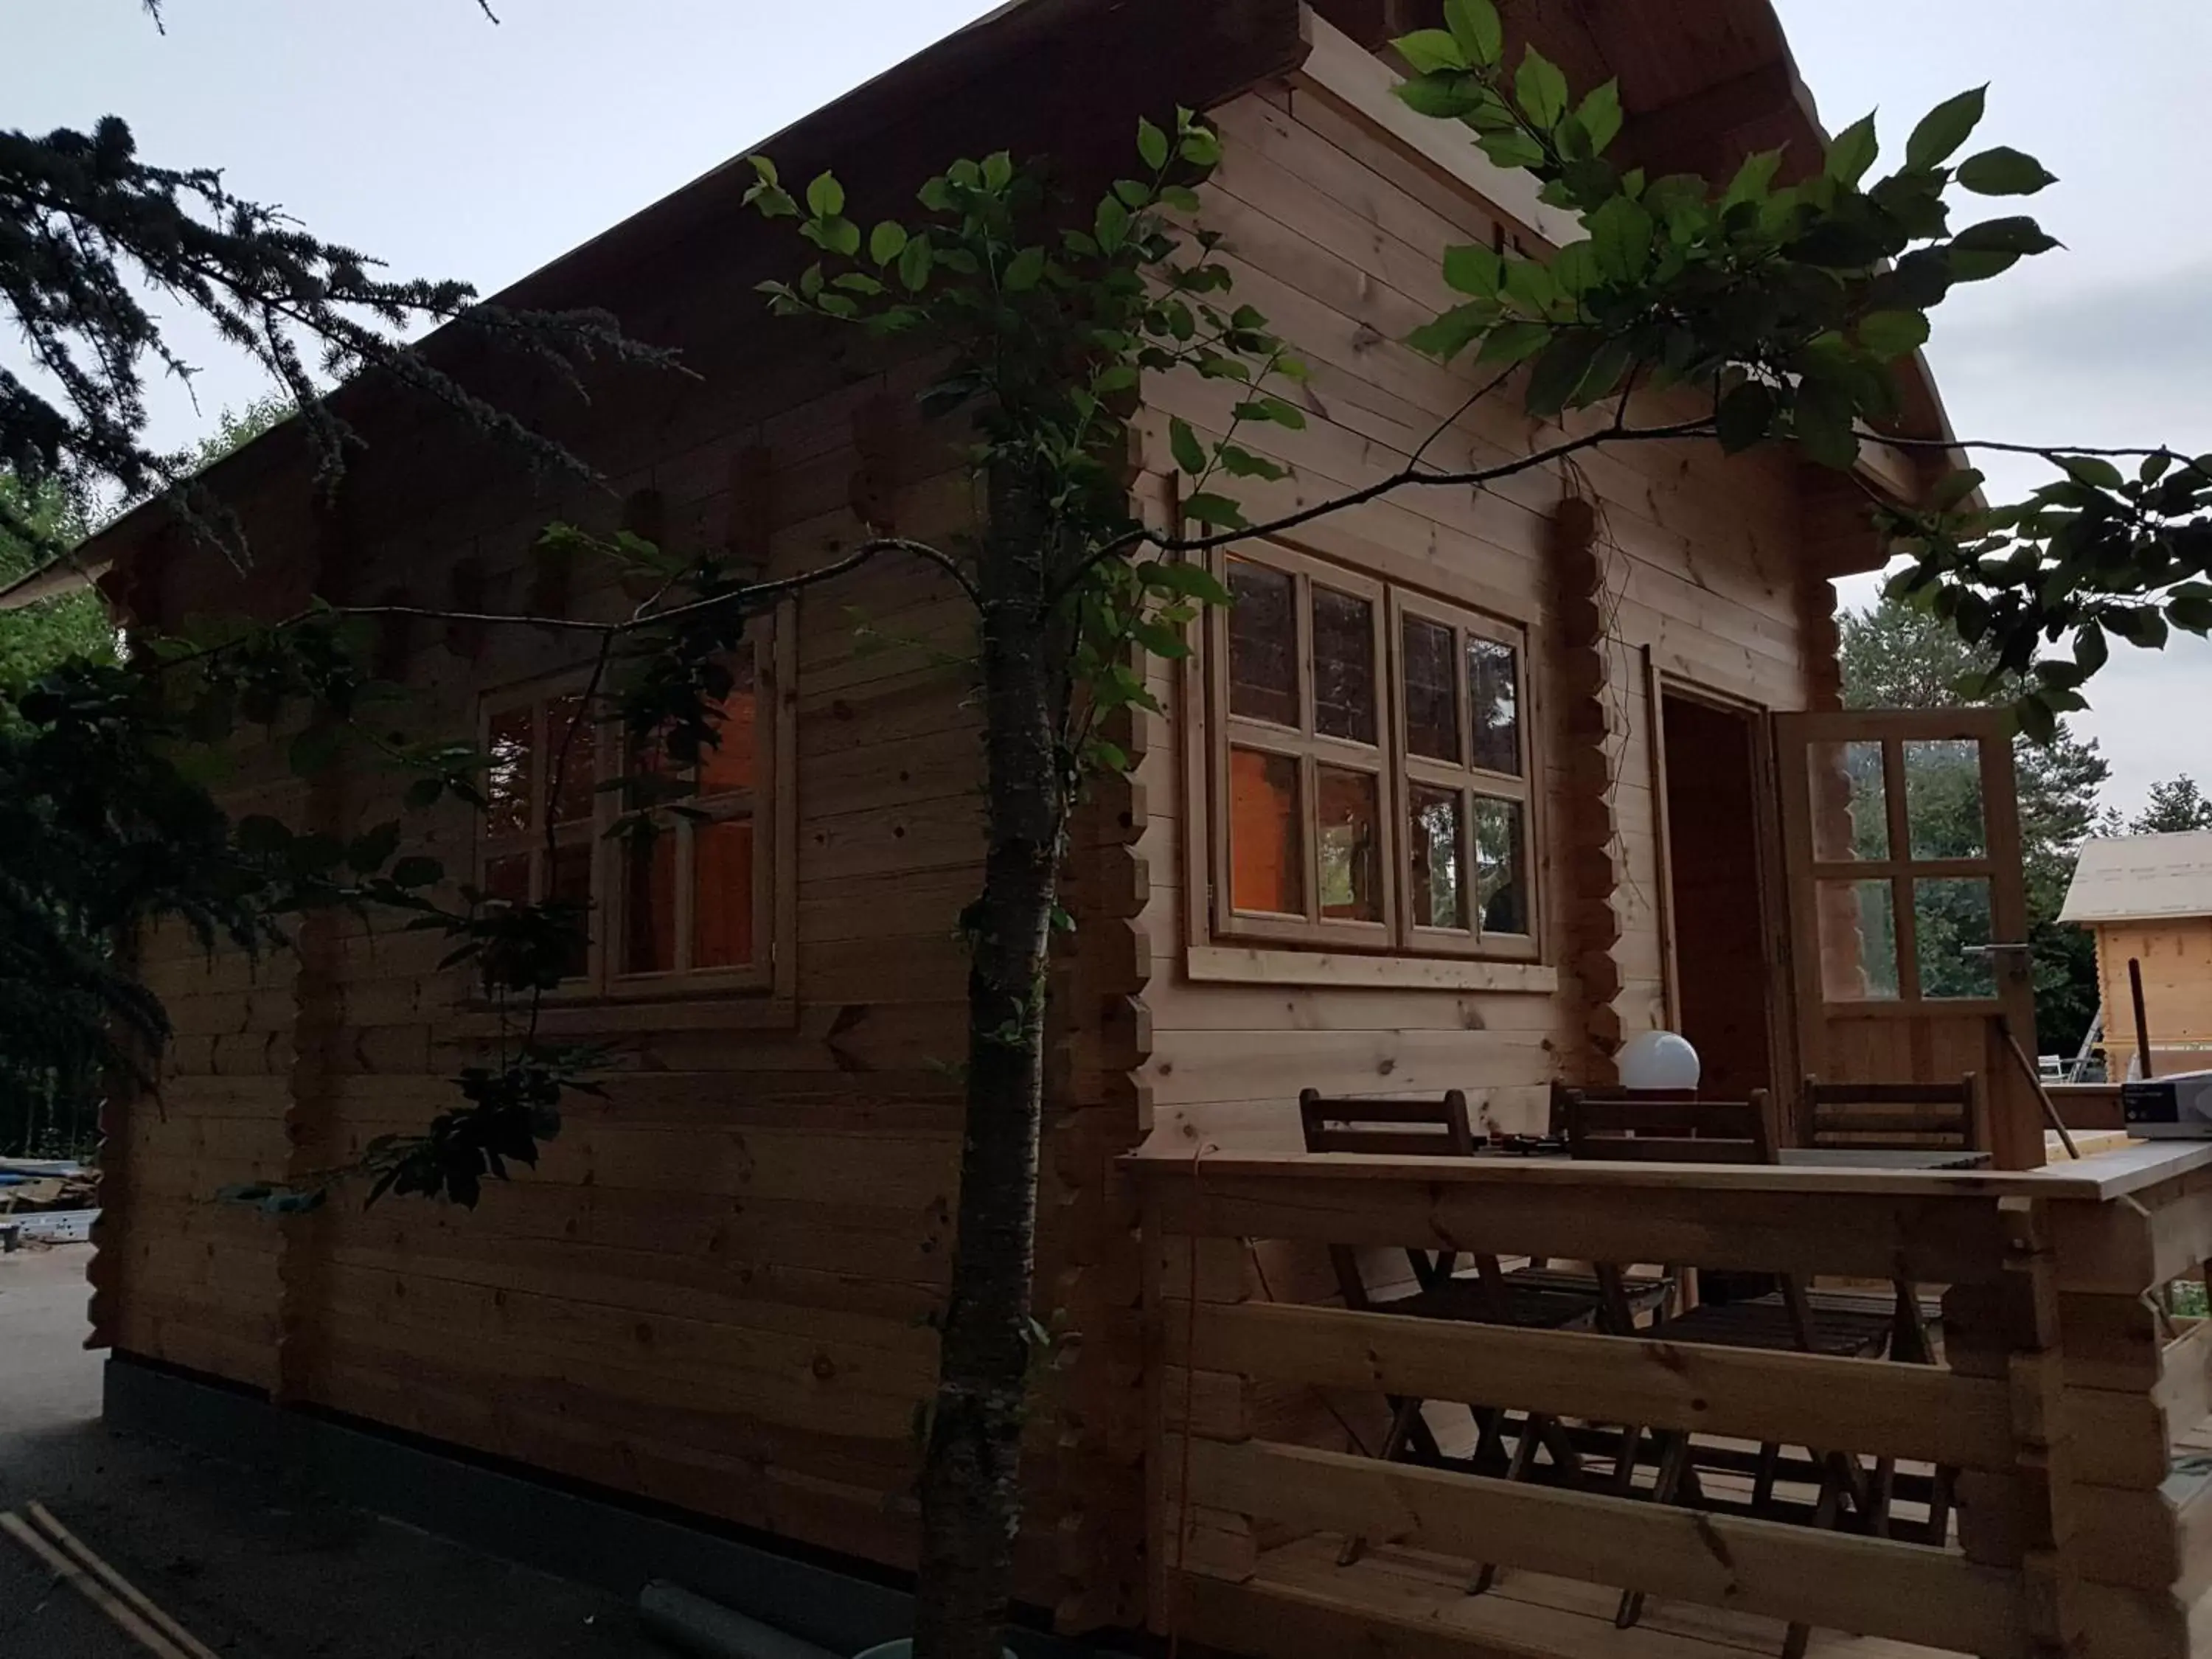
2128 774 2212 834
1839 594 2108 1053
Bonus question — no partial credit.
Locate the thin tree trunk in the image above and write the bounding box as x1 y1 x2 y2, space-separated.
911 481 1070 1659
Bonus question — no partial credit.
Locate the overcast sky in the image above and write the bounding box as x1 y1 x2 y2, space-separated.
9 1 2206 812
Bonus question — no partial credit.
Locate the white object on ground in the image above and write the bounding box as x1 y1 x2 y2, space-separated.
1618 1031 1700 1091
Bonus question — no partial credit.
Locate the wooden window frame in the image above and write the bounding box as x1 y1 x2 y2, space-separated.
1201 541 1540 964
1389 587 1540 963
1209 546 1394 950
476 600 796 1006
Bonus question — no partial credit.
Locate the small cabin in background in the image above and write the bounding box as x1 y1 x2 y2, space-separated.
2063 830 2212 1079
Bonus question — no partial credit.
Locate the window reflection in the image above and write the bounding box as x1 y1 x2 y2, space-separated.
1317 766 1382 922
1409 785 1465 929
1402 616 1459 763
1467 638 1520 776
1474 797 1528 935
1228 748 1302 914
1227 559 1298 727
1311 587 1377 745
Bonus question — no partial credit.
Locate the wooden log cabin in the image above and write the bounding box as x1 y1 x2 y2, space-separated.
74 2 2212 1656
2062 832 2212 1082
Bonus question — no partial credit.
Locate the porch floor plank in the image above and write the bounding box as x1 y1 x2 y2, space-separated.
1237 1534 1962 1659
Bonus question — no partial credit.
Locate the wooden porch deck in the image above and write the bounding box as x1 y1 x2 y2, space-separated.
1132 1141 2212 1659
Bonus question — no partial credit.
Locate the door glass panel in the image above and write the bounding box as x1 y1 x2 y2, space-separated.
1915 876 1997 999
1228 748 1302 915
1316 766 1382 922
1815 878 1900 1001
1473 796 1529 936
485 707 534 837
1408 785 1465 929
1807 740 1888 860
1227 560 1298 727
693 817 756 968
1467 638 1521 776
1904 738 1986 860
1402 616 1460 763
1311 587 1377 745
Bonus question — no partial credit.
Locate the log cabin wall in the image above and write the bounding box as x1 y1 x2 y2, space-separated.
2093 917 2212 1081
83 0 1903 1639
1123 34 1837 1164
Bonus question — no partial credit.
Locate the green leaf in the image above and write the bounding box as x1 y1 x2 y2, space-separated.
1930 468 1986 510
1442 242 1504 297
1792 374 1860 470
1142 560 1233 605
1905 86 1986 170
390 855 445 890
869 221 908 265
1216 445 1288 481
1826 114 1879 187
1003 245 1047 292
1475 319 1553 368
1857 308 1931 360
1137 116 1170 171
806 172 846 218
1169 417 1207 476
1525 332 1601 417
1406 301 1497 361
1096 194 1131 252
1181 492 1248 529
2168 595 2212 636
1955 145 2056 197
1715 381 1776 453
1394 29 1469 74
1477 128 1546 170
2060 454 2125 490
1951 216 2060 258
982 150 1013 191
1441 0 1503 64
1576 80 1624 154
347 820 402 874
1514 48 1570 129
897 233 934 292
1397 76 1485 121
2105 605 2170 650
1178 127 1222 169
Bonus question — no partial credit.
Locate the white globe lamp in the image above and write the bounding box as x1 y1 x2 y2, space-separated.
1618 1030 1700 1092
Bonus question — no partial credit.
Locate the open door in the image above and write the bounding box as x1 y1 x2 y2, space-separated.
1773 709 2043 1167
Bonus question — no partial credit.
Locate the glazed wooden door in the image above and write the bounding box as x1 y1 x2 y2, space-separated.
1773 709 2043 1167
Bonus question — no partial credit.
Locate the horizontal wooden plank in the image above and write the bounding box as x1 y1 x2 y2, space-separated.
1184 1438 2025 1658
1135 1161 2011 1286
1172 1301 2015 1471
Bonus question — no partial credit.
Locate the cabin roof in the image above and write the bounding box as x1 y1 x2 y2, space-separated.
70 0 1961 578
2059 831 2212 925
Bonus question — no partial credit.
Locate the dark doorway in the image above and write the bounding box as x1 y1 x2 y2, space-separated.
1660 692 1776 1099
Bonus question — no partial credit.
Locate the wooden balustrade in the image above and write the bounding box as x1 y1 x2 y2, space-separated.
1128 1142 2212 1659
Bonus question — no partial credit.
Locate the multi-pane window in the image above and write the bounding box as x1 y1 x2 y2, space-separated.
478 612 782 996
1208 545 1535 959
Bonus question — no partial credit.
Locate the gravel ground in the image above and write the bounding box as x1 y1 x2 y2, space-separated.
0 1242 664 1658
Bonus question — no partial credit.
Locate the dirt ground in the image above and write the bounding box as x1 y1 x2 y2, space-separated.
0 1242 663 1658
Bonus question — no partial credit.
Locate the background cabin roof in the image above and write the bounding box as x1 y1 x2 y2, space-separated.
70 0 1958 576
2059 831 2212 925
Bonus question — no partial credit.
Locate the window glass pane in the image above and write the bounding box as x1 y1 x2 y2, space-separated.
485 707 534 837
622 830 678 974
1467 638 1520 776
1228 747 1302 915
1227 559 1298 727
1409 785 1466 930
1815 878 1900 1001
1311 587 1377 745
546 695 597 827
693 818 757 969
1905 738 1986 860
1473 796 1528 935
484 853 530 905
1316 766 1382 922
698 648 759 796
1808 740 1888 860
1402 616 1459 764
1916 876 1997 999
548 844 593 979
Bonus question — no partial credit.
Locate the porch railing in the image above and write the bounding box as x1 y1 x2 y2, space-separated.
1127 1142 2212 1659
